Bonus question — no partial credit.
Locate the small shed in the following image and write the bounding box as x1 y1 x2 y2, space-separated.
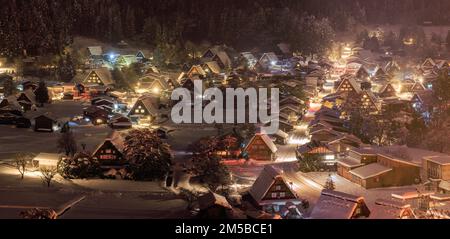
34 113 58 132
198 192 233 219
33 153 61 169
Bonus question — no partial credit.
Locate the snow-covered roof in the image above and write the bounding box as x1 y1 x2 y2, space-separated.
0 96 22 111
277 43 291 55
310 190 367 219
198 192 232 210
424 156 450 166
245 134 278 154
249 165 296 204
370 199 413 219
275 130 289 139
33 153 61 167
260 52 278 63
117 55 138 66
131 95 159 116
337 157 364 168
80 68 114 86
19 89 37 105
336 76 362 94
87 46 103 56
203 61 221 74
350 163 392 180
439 180 450 192
188 65 207 77
214 51 232 68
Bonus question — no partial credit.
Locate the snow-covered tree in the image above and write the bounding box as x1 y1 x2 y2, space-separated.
2 77 18 97
324 174 336 191
15 153 33 180
124 129 173 181
190 137 231 192
35 81 50 107
40 167 58 187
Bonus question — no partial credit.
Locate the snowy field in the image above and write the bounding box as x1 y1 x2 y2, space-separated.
0 101 112 160
0 164 191 219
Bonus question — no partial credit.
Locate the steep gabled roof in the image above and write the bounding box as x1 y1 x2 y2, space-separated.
203 61 221 74
214 51 232 68
81 68 114 86
249 165 297 204
413 90 434 106
298 140 333 155
379 83 397 97
421 58 436 69
370 199 414 219
310 190 368 219
0 96 22 111
245 133 278 153
410 81 426 92
87 46 103 56
93 131 125 156
198 192 232 210
187 65 207 77
130 95 159 116
336 77 361 94
18 89 36 105
259 52 279 65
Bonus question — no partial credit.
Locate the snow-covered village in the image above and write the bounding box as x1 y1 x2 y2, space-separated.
2 0 450 222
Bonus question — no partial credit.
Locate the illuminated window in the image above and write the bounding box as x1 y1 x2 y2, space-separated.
280 192 286 198
275 185 281 191
325 155 335 161
271 193 277 198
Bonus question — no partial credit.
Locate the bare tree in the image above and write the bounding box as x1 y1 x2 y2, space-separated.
40 167 58 187
57 130 78 157
15 153 33 179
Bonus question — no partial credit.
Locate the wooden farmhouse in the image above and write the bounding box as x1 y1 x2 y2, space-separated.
310 190 370 219
81 68 113 86
369 199 415 219
336 77 361 95
244 134 278 161
17 89 36 111
379 83 398 98
249 165 300 212
198 192 234 219
92 131 126 168
83 105 109 125
337 146 439 189
128 95 160 121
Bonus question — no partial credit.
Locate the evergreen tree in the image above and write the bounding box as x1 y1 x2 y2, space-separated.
2 77 18 97
324 174 336 191
57 53 76 82
111 67 128 90
35 81 50 107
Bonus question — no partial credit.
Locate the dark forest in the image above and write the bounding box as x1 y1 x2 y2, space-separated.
1 0 450 57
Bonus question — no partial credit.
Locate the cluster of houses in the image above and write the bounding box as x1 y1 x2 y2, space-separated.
235 165 424 219
0 80 64 131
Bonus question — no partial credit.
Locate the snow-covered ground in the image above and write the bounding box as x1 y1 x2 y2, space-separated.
0 101 113 160
0 165 191 219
